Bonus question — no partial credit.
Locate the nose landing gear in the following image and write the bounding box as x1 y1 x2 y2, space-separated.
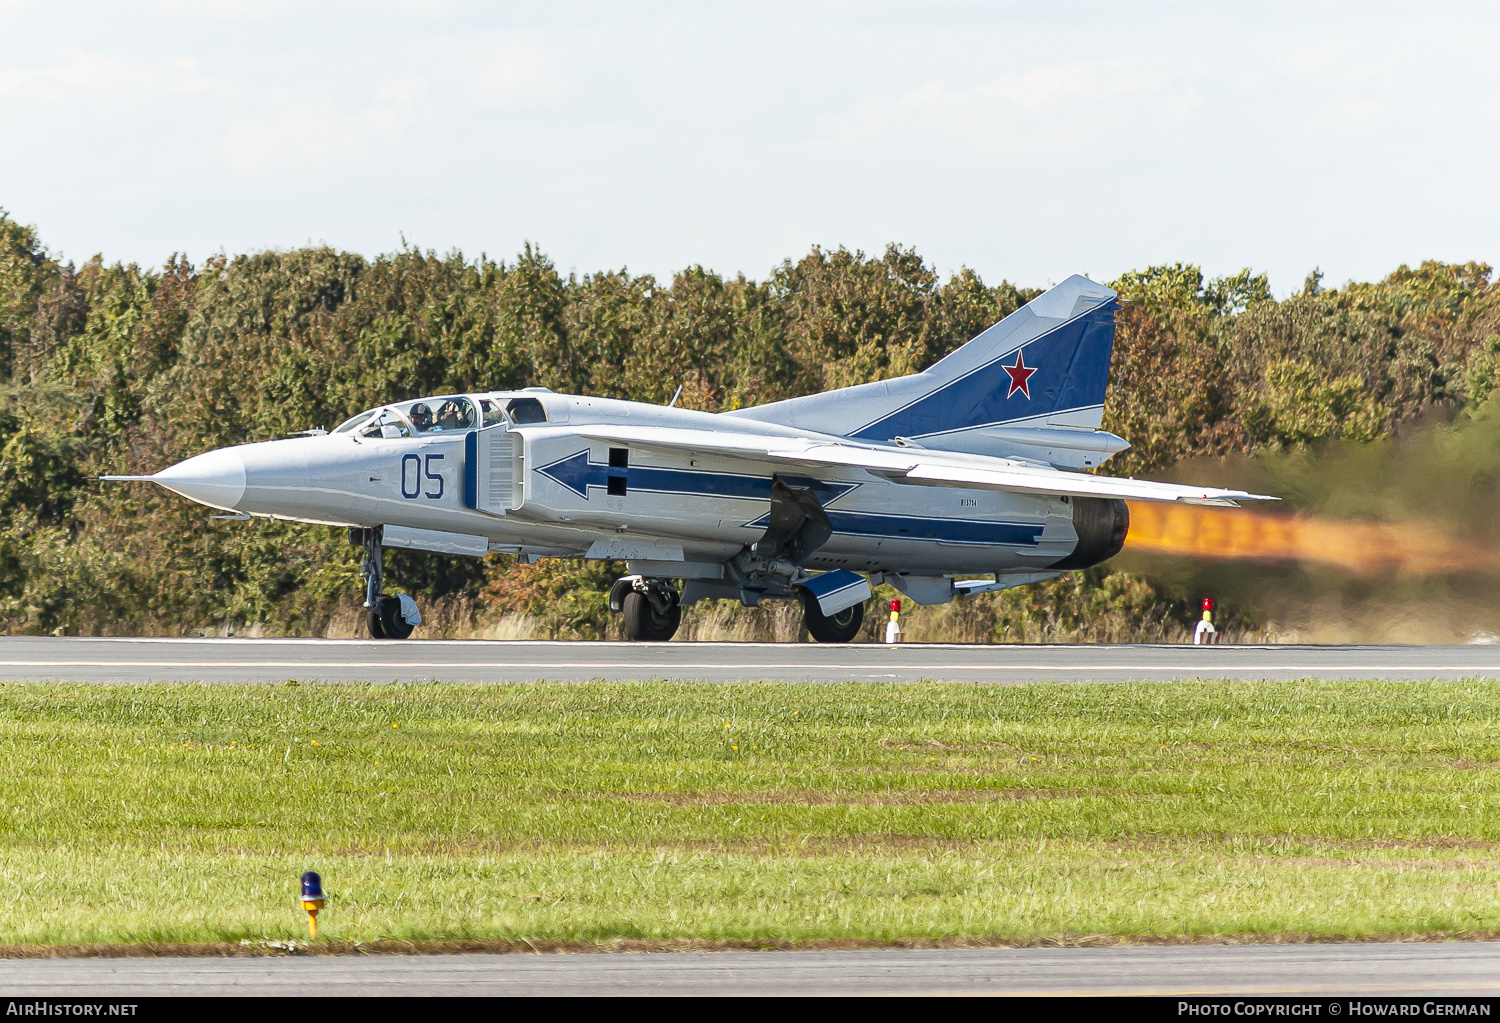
371 594 418 640
352 527 421 640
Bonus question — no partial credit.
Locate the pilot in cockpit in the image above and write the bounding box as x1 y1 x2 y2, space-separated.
435 400 471 432
408 403 434 432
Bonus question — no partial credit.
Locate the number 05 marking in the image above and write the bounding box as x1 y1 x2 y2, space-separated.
401 453 445 500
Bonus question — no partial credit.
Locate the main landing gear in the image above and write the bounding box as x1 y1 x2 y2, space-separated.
605 477 869 644
607 573 867 643
352 527 422 640
610 576 682 642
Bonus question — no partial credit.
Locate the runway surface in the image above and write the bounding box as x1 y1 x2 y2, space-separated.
3 944 1499 996
2 636 1500 684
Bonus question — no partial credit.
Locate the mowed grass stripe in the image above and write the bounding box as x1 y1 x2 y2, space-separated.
0 679 1496 946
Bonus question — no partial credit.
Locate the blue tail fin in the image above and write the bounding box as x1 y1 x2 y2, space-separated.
724 275 1122 464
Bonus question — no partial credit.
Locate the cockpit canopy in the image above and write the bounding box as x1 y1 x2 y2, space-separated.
331 393 550 439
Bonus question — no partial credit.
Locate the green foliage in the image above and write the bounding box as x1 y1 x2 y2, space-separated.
868 568 1212 645
1102 260 1490 475
1101 303 1233 474
1110 262 1271 318
1203 268 1274 316
1355 260 1493 328
1242 360 1385 449
0 381 91 521
480 555 624 639
1463 335 1500 408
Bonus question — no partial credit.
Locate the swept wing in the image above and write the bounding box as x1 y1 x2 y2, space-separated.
547 425 1275 507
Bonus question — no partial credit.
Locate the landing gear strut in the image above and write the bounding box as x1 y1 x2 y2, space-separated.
353 527 418 640
610 575 682 642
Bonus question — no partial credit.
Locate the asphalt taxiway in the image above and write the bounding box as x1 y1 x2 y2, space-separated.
2 943 1498 996
1 636 1499 684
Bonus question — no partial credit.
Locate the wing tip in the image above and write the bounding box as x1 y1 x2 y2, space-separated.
1173 491 1279 507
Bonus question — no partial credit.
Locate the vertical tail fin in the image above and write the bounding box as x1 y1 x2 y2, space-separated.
725 275 1121 463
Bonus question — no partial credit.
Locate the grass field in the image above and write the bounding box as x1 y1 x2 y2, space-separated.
1 678 1498 950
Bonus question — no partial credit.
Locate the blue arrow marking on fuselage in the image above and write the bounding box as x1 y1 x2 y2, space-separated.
535 450 860 504
536 450 600 498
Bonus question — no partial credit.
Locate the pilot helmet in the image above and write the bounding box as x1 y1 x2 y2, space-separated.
409 402 433 428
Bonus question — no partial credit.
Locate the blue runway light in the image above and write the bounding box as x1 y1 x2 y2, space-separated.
299 870 327 939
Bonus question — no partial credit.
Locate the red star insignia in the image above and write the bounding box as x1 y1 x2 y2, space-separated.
1003 348 1036 399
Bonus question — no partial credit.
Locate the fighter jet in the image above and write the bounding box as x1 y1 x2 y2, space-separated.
105 275 1272 641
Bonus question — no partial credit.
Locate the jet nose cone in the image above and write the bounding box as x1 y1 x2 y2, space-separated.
153 447 247 511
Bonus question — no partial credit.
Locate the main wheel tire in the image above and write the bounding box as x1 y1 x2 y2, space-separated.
378 595 415 640
622 590 681 641
366 606 387 639
804 595 864 643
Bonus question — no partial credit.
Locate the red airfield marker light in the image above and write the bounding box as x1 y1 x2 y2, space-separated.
884 599 902 644
1194 598 1219 645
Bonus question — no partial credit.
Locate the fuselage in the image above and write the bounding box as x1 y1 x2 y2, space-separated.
156 389 1087 579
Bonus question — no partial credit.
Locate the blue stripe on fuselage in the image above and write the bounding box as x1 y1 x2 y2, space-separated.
742 510 1044 547
632 465 859 505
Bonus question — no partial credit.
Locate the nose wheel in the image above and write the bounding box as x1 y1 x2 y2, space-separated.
354 527 420 640
368 595 415 640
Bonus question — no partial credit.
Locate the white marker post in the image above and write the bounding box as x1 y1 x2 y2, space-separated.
1193 597 1218 645
884 600 902 644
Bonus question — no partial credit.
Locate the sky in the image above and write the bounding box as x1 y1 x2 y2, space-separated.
1 0 1498 295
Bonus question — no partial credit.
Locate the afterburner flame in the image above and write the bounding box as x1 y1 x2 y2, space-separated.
1123 501 1499 576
